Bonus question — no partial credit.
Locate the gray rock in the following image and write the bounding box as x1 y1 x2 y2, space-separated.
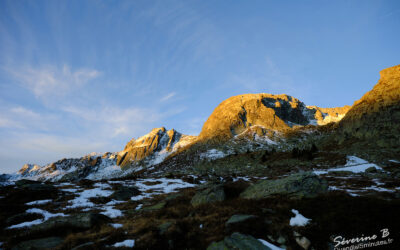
111 186 141 201
207 232 271 250
191 184 225 206
225 214 257 227
19 213 111 237
296 236 311 250
365 166 378 173
6 212 43 226
294 231 311 250
11 237 63 250
240 172 328 199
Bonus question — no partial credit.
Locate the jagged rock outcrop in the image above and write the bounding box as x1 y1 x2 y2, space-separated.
338 65 400 150
117 127 196 168
199 94 348 142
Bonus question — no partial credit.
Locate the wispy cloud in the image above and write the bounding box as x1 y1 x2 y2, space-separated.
0 106 58 131
5 64 100 98
160 92 176 102
62 105 161 137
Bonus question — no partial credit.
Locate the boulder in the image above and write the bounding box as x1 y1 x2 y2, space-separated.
207 232 271 250
240 172 328 199
294 231 311 250
11 237 63 250
191 184 226 206
21 213 111 236
111 186 141 201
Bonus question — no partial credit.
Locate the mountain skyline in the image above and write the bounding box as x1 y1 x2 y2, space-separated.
1 0 400 172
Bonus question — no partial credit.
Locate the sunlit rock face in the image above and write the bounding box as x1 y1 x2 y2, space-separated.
117 127 196 168
338 65 400 149
199 93 349 143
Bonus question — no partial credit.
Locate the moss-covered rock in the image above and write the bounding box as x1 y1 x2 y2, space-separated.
207 232 271 250
191 184 226 206
240 172 328 199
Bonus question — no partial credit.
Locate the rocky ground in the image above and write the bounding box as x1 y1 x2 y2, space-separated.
1 154 399 250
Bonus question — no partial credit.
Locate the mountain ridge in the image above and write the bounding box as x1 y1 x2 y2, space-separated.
3 64 399 182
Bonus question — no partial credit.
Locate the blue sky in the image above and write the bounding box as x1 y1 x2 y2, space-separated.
0 0 399 173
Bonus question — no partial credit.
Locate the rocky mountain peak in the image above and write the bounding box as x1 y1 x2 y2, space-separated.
117 127 196 168
199 93 349 142
338 64 400 150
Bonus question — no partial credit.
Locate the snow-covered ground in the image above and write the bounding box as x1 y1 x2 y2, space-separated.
113 239 135 247
130 178 196 201
8 208 66 229
66 187 113 209
314 156 382 175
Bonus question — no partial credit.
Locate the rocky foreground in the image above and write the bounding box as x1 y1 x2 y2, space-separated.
1 154 400 249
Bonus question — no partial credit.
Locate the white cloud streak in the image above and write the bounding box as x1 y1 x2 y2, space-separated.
160 92 176 102
5 64 100 98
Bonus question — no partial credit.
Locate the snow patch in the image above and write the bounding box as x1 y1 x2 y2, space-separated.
93 182 112 189
61 188 79 192
290 209 311 227
200 149 226 160
130 178 196 201
8 208 66 229
100 206 122 218
113 239 135 247
313 156 382 174
66 188 113 209
111 223 123 228
26 199 52 206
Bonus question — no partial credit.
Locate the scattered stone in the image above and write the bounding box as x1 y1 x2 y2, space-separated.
191 184 225 206
240 172 328 199
207 232 271 250
295 236 311 250
225 214 257 227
